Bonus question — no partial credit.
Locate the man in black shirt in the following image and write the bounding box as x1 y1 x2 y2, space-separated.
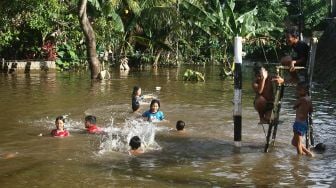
281 27 310 82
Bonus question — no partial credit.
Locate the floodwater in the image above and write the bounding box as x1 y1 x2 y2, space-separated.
0 64 335 187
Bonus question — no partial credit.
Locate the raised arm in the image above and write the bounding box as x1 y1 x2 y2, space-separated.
252 68 268 94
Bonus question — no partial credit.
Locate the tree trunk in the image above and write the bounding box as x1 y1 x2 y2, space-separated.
153 49 163 67
78 0 100 79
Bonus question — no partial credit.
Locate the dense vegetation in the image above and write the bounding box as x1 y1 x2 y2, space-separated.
0 0 329 74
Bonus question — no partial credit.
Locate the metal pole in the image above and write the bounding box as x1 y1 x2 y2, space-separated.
233 36 242 146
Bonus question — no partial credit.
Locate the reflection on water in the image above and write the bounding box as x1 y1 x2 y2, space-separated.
0 65 335 187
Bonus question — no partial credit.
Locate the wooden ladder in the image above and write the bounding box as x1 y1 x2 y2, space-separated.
263 37 318 152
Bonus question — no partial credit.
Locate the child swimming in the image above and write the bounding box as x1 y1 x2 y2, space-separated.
131 86 155 112
176 120 185 132
129 136 144 155
85 115 102 134
51 116 70 137
142 99 165 122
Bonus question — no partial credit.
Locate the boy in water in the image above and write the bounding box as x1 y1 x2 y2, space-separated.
129 136 144 155
281 27 309 82
176 120 185 132
85 115 102 134
252 63 284 124
291 82 314 157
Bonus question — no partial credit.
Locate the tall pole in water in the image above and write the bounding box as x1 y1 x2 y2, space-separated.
233 36 242 146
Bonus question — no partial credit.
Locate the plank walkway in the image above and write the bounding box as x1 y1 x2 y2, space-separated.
0 59 56 73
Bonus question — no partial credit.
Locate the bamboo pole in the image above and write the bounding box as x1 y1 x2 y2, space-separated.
275 65 306 70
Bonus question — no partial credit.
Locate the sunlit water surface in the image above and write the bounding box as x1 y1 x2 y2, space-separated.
0 65 335 187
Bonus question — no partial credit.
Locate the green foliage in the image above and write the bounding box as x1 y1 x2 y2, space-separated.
0 0 83 61
56 44 80 71
303 0 328 34
179 0 279 66
285 0 328 35
236 0 287 60
219 60 235 80
183 69 205 82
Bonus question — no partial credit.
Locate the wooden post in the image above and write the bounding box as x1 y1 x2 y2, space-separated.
308 38 318 90
306 37 318 148
1 58 4 71
233 36 242 146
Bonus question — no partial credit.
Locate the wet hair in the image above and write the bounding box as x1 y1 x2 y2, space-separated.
129 136 141 150
150 99 160 109
85 115 96 124
297 81 309 92
285 26 299 38
132 86 141 97
55 115 66 123
314 143 326 153
176 120 185 131
253 62 263 77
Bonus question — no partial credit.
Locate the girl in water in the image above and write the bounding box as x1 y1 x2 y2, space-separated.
51 116 70 137
131 86 154 112
142 99 165 122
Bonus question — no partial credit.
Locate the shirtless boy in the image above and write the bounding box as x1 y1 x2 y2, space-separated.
291 82 314 157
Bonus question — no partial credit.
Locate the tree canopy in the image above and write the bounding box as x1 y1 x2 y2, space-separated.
0 0 329 71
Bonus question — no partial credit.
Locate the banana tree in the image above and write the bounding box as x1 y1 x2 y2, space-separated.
180 0 275 73
134 4 178 66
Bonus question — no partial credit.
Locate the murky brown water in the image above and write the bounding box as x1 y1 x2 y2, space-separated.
0 64 335 187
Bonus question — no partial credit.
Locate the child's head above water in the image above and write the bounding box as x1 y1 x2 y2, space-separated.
149 99 160 113
176 120 185 131
132 86 141 97
55 115 66 130
85 115 96 128
129 136 141 150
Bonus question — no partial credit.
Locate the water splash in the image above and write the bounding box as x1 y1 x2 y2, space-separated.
98 118 161 155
